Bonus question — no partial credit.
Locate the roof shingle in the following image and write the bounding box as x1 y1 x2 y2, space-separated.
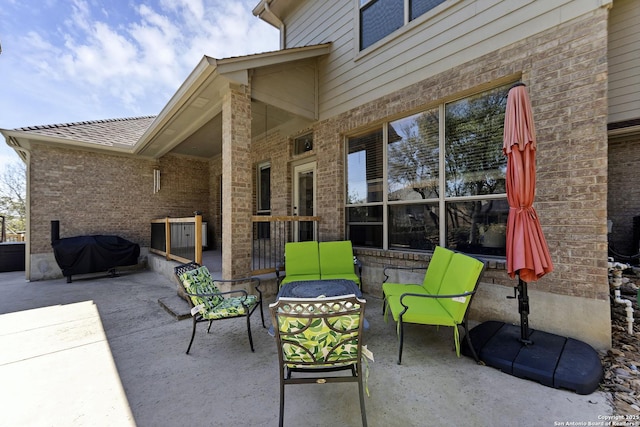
13 116 156 147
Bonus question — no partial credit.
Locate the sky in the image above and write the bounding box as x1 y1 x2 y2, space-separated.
0 0 280 169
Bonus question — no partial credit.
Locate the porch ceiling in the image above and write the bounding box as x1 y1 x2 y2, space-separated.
168 101 303 158
134 43 331 160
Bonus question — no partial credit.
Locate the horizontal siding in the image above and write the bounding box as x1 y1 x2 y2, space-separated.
252 60 318 120
281 0 610 121
608 0 640 123
286 1 347 47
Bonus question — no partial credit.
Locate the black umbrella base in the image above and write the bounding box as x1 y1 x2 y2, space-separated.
462 321 602 395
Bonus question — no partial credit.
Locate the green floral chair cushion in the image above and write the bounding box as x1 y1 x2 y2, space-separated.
174 262 265 354
179 266 224 308
277 313 360 368
270 295 369 426
179 266 258 319
202 295 258 320
273 298 362 368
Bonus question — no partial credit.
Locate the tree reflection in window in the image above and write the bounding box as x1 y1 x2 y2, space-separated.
346 83 511 255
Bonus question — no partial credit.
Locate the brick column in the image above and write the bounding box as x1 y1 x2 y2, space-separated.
221 83 252 279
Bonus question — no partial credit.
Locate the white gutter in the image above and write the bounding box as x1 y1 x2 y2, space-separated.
253 0 286 49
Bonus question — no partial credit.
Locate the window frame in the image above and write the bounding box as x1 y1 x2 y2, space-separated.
345 84 511 254
256 161 271 215
356 0 451 53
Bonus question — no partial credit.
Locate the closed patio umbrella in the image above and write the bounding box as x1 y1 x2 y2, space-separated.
462 83 601 394
503 83 553 342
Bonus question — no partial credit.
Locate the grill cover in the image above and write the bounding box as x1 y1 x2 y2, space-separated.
52 235 140 278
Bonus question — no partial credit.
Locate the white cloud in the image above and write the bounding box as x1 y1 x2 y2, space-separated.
0 0 279 128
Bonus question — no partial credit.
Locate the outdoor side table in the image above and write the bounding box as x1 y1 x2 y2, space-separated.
276 279 362 299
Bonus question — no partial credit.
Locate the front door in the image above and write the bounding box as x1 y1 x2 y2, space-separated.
293 161 316 241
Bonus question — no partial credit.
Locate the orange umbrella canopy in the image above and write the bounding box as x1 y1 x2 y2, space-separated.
503 84 553 282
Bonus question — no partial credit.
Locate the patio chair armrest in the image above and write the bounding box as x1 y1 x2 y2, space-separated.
383 265 427 283
214 277 263 299
354 257 362 273
275 263 286 286
275 262 284 278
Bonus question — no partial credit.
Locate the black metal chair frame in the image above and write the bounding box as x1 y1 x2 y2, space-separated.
381 264 429 315
270 295 367 427
383 259 485 365
396 290 481 365
174 262 265 354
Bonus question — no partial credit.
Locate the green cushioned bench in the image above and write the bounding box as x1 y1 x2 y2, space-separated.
383 250 485 364
382 246 455 314
276 240 362 288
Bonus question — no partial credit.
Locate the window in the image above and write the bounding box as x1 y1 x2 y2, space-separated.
346 84 511 256
359 0 446 50
257 162 271 213
257 162 271 239
294 133 313 155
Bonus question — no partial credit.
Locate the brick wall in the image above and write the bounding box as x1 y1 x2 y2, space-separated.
251 129 290 216
30 144 210 254
251 8 610 303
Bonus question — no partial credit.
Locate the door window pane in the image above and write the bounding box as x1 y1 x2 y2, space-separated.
297 170 314 216
295 166 316 242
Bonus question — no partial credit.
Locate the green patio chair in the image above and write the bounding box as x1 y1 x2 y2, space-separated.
381 246 454 314
385 252 485 364
270 294 368 427
319 240 362 287
174 262 264 354
277 241 321 287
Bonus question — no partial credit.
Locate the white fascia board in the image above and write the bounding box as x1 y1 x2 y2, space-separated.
216 44 332 75
133 56 219 155
0 128 136 154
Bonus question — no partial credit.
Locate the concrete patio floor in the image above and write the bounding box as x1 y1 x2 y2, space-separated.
0 267 614 426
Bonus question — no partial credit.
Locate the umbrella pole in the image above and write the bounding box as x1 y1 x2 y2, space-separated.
517 273 533 344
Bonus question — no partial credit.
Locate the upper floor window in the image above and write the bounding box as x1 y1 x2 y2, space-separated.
359 0 446 50
346 84 511 256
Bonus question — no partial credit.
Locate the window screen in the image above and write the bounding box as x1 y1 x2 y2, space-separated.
347 130 384 204
444 87 508 197
387 109 440 202
360 0 404 50
410 0 446 21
